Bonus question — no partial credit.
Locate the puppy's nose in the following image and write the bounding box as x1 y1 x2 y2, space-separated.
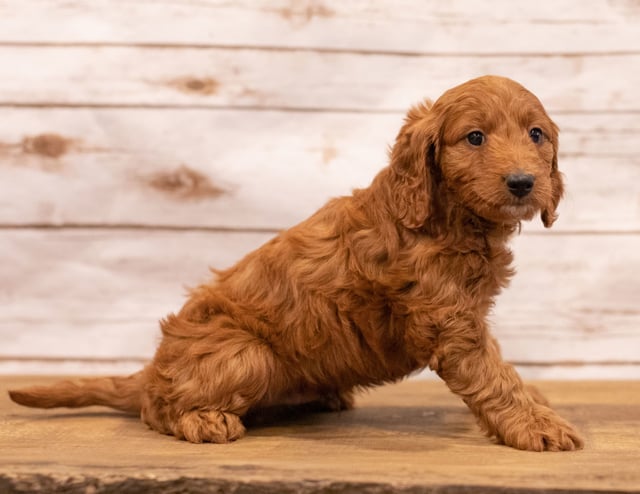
506 173 535 198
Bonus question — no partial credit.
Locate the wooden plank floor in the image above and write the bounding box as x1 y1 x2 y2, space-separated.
1 377 639 493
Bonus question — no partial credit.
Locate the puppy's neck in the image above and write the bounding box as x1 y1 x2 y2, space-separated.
424 188 519 248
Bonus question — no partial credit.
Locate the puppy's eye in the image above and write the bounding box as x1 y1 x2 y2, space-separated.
467 131 485 146
529 127 544 144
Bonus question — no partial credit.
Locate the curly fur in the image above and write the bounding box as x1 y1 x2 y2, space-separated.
9 75 582 451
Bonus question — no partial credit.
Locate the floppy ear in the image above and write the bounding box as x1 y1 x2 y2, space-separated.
541 124 564 228
389 101 441 229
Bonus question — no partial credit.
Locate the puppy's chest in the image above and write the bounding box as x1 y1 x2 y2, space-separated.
464 244 512 280
438 245 515 301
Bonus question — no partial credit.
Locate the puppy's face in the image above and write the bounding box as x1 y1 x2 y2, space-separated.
434 76 562 226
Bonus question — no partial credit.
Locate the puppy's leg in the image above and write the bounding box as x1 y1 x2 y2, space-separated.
142 325 285 443
319 389 355 412
266 388 355 412
525 384 550 407
430 321 583 451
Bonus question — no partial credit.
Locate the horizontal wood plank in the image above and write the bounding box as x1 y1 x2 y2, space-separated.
2 229 638 365
2 379 639 492
0 46 639 112
1 109 638 232
0 0 638 55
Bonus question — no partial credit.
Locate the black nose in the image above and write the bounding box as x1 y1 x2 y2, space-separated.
506 173 535 198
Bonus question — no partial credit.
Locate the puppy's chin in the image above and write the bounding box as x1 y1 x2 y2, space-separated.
498 203 538 222
471 200 539 226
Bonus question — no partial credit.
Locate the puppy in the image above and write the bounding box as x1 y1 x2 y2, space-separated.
10 75 583 451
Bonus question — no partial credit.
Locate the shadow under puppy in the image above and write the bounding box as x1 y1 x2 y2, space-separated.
10 75 583 451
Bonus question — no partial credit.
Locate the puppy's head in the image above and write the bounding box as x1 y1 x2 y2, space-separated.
390 75 563 230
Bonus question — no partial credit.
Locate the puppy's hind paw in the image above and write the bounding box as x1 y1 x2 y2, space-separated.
319 390 355 412
176 409 246 444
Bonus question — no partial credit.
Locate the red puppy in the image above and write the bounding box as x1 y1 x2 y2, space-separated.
10 76 583 451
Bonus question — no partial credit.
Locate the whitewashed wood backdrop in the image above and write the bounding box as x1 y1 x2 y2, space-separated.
1 0 639 379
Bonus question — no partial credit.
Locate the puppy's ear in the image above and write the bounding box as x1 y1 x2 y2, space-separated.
389 101 441 229
541 123 564 228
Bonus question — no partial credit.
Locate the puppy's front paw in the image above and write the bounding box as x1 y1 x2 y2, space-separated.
500 405 584 452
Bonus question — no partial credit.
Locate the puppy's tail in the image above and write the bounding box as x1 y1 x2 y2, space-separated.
8 371 144 414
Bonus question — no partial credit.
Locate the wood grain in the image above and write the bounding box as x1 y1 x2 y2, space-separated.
0 46 639 111
1 109 638 232
1 378 639 493
0 0 638 55
2 229 639 367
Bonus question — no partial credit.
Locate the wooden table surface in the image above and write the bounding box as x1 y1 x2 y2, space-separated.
1 377 639 493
